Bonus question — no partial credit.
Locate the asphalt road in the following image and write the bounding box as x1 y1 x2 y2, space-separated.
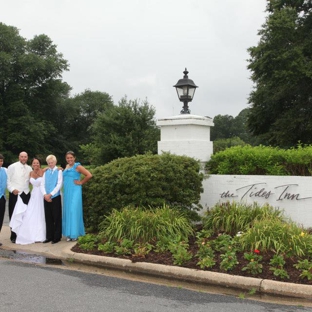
0 259 311 312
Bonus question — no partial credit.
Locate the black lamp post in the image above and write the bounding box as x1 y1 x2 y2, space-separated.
173 68 198 114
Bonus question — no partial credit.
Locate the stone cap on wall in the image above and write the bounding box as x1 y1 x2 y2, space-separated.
157 114 214 127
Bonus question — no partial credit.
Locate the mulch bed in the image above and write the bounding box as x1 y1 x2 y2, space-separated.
71 235 312 286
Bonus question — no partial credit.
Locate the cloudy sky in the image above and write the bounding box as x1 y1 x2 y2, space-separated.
1 0 267 119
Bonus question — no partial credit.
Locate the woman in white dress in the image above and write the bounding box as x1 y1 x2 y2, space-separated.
10 158 46 244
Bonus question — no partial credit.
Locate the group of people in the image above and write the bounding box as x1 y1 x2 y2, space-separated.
0 151 92 246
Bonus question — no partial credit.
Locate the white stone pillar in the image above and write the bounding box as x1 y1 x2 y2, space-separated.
156 114 214 164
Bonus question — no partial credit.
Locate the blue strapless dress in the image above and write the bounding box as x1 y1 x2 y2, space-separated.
62 162 85 239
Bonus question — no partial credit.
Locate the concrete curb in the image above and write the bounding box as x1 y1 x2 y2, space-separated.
261 279 312 299
60 244 312 299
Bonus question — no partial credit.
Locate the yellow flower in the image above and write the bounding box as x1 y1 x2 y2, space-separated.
251 259 254 262
300 232 305 237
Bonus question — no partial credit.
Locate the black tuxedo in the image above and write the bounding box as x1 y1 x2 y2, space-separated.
44 195 62 241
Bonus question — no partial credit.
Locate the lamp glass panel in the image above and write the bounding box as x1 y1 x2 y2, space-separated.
188 87 196 99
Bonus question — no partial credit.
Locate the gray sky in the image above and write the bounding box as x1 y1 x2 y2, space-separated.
1 0 267 119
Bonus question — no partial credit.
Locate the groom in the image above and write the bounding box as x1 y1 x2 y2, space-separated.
7 151 32 243
40 155 63 244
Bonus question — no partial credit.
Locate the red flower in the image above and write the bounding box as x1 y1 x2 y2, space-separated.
254 249 260 254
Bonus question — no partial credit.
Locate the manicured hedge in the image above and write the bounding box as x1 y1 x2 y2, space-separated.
83 153 204 231
206 145 312 175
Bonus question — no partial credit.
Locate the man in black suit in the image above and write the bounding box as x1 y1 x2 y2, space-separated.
40 155 63 244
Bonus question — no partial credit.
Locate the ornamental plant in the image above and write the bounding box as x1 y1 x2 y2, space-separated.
268 254 289 279
196 237 216 269
76 201 312 284
220 250 238 272
99 205 194 244
83 153 204 231
168 241 193 266
202 201 283 236
241 250 263 275
77 234 99 251
239 218 312 257
197 256 216 269
113 238 134 256
294 259 312 281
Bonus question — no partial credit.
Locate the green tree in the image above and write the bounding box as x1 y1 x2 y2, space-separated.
232 108 260 145
247 1 312 147
0 23 70 162
60 90 114 158
211 115 234 141
211 109 257 146
89 97 160 164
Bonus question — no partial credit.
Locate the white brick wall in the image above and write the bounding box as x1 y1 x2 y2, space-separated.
200 175 312 228
157 114 214 162
158 141 213 161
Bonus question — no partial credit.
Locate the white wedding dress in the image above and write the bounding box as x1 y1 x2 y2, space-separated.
10 177 46 244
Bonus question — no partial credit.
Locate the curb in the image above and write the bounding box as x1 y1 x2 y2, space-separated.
1 222 311 301
60 245 312 300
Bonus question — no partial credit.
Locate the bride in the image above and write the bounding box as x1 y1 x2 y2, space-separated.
10 157 46 244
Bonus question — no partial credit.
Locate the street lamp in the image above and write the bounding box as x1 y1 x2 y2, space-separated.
173 68 198 114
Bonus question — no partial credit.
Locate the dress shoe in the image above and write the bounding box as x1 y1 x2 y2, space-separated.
43 239 52 243
11 239 16 244
51 239 60 244
0 242 2 246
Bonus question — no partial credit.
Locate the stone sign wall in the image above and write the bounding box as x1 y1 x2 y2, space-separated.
200 175 312 228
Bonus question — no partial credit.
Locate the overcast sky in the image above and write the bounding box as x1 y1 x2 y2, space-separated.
1 0 267 119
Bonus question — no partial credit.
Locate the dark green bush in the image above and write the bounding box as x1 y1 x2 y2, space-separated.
83 153 204 231
206 144 312 175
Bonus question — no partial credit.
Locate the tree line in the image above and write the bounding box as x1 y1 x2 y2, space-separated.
0 23 159 165
1 0 311 164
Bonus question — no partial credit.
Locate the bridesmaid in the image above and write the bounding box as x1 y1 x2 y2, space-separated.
62 151 92 241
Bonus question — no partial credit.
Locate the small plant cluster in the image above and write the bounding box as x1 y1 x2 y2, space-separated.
76 202 312 285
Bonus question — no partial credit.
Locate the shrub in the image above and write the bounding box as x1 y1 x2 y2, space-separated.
98 205 194 244
83 153 204 231
206 144 312 175
206 145 286 175
202 201 284 236
283 144 312 175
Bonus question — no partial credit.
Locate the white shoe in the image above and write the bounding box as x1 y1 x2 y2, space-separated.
66 238 72 242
